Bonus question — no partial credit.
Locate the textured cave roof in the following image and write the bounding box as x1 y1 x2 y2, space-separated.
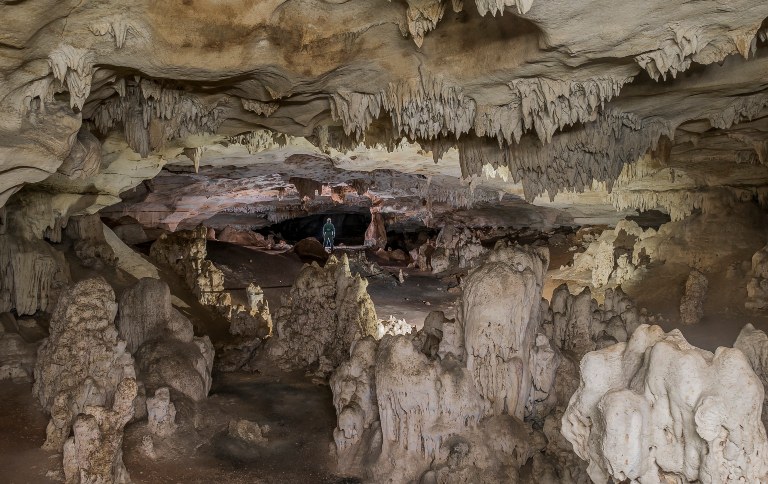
1 0 767 221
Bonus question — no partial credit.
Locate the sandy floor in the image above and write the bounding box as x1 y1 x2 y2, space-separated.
0 383 59 484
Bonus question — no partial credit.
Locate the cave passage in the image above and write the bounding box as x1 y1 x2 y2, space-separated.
258 212 372 245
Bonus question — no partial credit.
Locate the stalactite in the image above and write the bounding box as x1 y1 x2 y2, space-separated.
48 45 94 111
89 77 225 157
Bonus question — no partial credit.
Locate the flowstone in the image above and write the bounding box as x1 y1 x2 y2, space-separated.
461 242 549 419
562 324 768 483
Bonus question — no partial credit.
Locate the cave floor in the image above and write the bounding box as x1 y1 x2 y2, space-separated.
0 373 359 484
206 240 459 328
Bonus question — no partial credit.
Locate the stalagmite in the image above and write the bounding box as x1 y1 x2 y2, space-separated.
62 378 137 484
461 242 548 418
266 255 378 372
562 324 768 483
679 269 708 325
118 278 214 402
33 278 136 452
146 387 177 437
747 244 768 310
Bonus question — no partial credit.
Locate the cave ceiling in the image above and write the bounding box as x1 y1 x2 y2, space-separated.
1 0 767 225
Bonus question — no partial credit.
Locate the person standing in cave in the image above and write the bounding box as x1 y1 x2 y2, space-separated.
322 217 336 252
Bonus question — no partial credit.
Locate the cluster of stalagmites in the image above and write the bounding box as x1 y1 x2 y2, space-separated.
329 241 768 483
30 275 213 483
541 284 648 360
329 243 594 482
265 254 378 375
33 278 135 483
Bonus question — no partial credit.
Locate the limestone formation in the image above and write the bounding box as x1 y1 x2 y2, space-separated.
563 219 650 289
1 2 768 482
747 244 768 310
150 226 223 304
267 255 378 372
431 225 488 274
0 312 39 381
562 324 768 483
734 323 768 425
118 278 213 401
62 377 137 484
146 387 177 437
135 338 214 402
225 283 272 339
541 284 646 359
461 242 549 419
0 232 69 316
374 315 413 339
33 278 136 451
217 226 273 248
227 419 268 445
65 214 117 268
150 227 272 338
330 244 572 482
364 208 388 249
679 269 708 325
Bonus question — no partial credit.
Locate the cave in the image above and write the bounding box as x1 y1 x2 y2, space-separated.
259 212 372 246
1 2 768 483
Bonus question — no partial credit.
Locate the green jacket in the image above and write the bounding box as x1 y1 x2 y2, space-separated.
323 222 335 238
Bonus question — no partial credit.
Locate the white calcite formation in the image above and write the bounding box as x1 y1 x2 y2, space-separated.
679 269 708 325
562 324 768 484
331 244 565 482
33 277 136 452
267 254 378 372
118 278 214 402
746 244 768 310
565 219 651 289
461 242 549 419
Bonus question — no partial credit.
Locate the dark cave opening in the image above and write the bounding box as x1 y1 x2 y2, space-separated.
258 212 372 245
